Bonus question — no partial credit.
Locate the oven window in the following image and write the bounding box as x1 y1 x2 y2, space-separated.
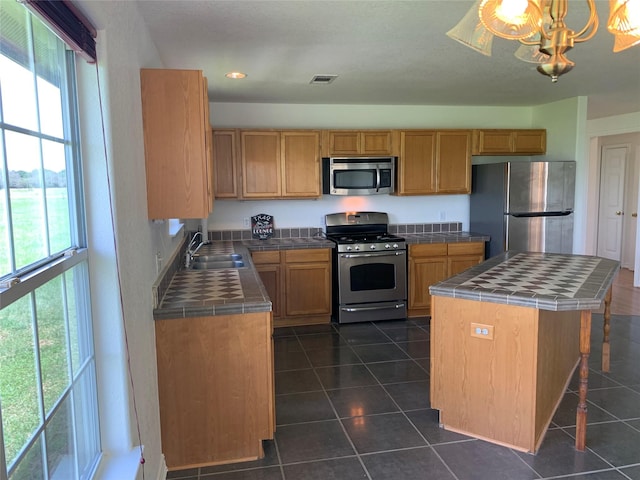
350 263 396 291
334 169 377 189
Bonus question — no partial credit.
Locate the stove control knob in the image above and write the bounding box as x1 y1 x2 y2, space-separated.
354 245 360 251
385 244 391 249
370 244 376 250
393 243 399 249
346 246 352 251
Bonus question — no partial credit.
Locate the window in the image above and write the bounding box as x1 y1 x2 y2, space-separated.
0 2 100 479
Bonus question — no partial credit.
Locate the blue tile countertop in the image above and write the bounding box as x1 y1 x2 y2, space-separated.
153 232 491 320
429 251 620 311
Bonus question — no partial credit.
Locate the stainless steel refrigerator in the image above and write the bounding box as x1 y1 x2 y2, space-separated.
470 161 576 258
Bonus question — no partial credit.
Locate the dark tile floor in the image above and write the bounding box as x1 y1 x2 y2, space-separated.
167 314 640 480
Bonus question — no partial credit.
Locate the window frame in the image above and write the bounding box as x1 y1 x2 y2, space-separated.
0 4 100 479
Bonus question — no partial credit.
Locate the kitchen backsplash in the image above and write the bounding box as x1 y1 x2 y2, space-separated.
207 222 463 241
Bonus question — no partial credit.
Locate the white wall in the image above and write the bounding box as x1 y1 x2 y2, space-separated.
206 102 578 232
75 1 170 479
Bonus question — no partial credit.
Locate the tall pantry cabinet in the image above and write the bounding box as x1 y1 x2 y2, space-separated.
141 69 214 219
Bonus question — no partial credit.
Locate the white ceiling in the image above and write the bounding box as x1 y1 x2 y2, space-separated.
134 0 640 120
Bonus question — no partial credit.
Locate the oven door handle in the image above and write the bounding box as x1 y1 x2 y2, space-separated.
341 251 406 258
342 303 406 312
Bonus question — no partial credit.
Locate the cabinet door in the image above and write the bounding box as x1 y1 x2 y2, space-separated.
361 131 392 155
284 262 331 316
473 129 547 155
281 131 321 198
448 255 483 276
513 130 546 154
437 130 471 194
202 77 214 210
141 69 210 219
326 130 393 155
255 264 282 319
212 130 238 198
474 130 513 154
397 130 436 195
328 131 360 155
241 131 281 198
409 255 448 316
447 242 484 275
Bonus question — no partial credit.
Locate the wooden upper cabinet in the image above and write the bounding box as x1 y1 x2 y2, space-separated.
437 130 472 194
395 130 471 195
240 130 321 199
472 129 546 155
513 130 546 154
281 131 321 198
241 131 281 198
324 130 392 156
141 68 213 219
212 129 238 198
397 130 436 195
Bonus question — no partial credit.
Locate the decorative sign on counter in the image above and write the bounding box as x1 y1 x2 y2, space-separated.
251 213 274 240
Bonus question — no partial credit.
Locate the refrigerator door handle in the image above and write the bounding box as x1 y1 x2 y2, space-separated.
510 211 573 218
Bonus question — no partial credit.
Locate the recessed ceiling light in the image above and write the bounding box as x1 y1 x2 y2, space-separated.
225 71 247 79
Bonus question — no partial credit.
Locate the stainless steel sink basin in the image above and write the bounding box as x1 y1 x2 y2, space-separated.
193 253 243 262
190 260 245 270
189 253 245 270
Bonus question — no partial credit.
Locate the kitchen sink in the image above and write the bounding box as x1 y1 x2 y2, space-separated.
189 253 245 270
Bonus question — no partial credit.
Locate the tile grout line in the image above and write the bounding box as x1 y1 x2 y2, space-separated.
293 325 375 480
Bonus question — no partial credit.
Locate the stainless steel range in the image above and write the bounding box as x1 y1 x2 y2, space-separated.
325 212 407 324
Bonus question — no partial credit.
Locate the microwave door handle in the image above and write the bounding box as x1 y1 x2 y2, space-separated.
376 168 381 192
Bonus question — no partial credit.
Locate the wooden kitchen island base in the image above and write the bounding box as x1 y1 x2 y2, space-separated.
429 251 620 454
430 296 581 453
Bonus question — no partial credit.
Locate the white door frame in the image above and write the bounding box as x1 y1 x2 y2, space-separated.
596 144 630 262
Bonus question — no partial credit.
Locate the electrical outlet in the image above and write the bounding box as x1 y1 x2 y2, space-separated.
243 217 250 228
470 322 494 340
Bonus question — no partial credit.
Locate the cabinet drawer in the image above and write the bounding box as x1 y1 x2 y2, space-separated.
410 243 448 257
252 251 281 265
447 242 484 256
284 248 331 263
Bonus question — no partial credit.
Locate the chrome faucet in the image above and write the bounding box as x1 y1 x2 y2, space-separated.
184 231 206 268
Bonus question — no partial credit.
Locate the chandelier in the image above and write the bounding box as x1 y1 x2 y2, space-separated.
447 0 640 82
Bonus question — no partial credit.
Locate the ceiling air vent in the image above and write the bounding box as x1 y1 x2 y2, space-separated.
310 74 338 85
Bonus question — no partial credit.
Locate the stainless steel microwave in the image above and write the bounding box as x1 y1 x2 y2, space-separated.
322 157 396 195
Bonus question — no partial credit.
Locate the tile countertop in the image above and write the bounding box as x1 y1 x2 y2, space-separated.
403 231 490 244
153 232 491 320
429 251 620 311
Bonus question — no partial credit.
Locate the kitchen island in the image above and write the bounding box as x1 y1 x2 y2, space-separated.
429 251 619 453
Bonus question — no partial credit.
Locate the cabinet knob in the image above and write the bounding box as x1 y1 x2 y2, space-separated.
633 213 638 218
615 211 623 215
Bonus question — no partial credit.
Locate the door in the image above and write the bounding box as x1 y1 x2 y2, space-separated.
597 146 628 261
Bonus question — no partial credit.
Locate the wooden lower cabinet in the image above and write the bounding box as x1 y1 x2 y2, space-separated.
252 248 332 327
408 242 484 317
155 312 274 470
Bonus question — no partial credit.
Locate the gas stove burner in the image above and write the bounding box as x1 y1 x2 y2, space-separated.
331 234 404 244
